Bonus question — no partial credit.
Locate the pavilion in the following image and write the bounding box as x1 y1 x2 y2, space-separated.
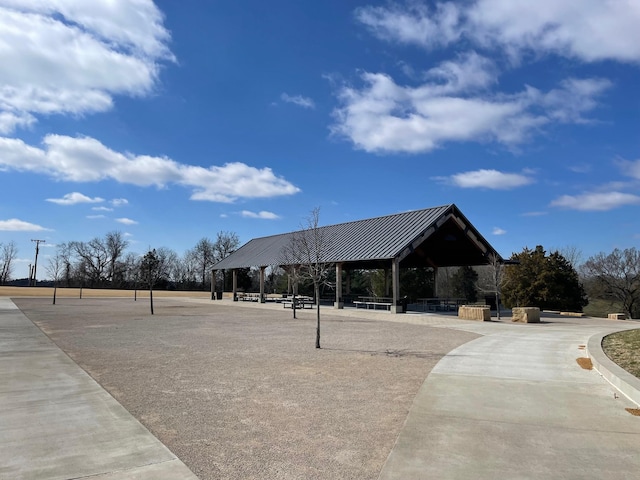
211 204 502 313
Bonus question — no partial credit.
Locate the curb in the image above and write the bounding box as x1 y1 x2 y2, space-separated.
587 329 640 407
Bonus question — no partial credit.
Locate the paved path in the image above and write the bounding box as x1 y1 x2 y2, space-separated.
0 297 198 480
378 315 640 480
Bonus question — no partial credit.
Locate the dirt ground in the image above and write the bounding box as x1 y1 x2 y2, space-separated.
13 297 479 480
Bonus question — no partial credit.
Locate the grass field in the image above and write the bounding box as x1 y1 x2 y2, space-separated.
583 298 625 319
603 329 640 379
0 286 213 299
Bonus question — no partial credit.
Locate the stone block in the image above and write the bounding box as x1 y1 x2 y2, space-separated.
608 313 627 320
512 307 540 323
458 305 491 321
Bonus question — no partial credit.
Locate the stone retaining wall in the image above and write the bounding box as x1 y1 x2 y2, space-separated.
512 307 540 323
458 305 491 321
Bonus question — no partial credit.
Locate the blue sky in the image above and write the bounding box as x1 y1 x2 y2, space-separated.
1 0 639 280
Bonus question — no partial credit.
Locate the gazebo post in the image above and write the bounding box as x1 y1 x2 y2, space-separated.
232 269 238 301
391 258 403 313
259 266 266 303
334 263 344 309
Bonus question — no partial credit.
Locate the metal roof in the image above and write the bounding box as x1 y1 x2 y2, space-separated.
213 204 499 270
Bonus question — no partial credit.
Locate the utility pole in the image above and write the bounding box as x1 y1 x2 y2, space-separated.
30 239 46 286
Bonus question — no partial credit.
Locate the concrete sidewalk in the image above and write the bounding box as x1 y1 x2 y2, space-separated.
378 317 640 480
0 297 198 480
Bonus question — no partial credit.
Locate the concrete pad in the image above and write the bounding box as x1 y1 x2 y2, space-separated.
0 297 198 480
380 320 640 480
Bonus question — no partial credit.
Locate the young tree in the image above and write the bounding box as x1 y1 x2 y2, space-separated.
141 249 159 314
502 246 587 312
476 253 506 319
281 208 334 348
582 247 640 319
46 249 65 305
0 241 18 285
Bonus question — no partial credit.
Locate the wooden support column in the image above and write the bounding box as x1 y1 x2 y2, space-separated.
259 266 266 303
334 263 344 309
232 269 238 301
391 258 403 314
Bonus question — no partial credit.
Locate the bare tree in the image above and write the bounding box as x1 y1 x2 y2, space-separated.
281 208 334 348
177 249 199 290
189 238 215 290
46 250 65 305
476 253 505 319
0 241 18 285
213 231 240 292
106 231 129 285
583 247 640 319
70 231 129 287
555 245 584 270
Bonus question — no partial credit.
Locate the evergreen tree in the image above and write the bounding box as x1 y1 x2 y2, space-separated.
503 246 587 311
451 265 478 302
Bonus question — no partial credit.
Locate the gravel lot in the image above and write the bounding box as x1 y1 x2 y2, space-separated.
14 297 479 480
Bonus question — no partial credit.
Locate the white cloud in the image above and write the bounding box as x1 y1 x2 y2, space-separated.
356 1 640 63
92 206 113 212
116 217 138 225
0 1 173 134
280 93 315 109
521 211 547 217
331 69 609 153
617 158 640 180
0 134 301 202
241 210 281 220
550 192 640 211
111 198 129 207
46 192 104 205
436 169 534 189
0 218 50 231
492 227 507 235
339 1 630 154
87 215 106 219
355 3 462 49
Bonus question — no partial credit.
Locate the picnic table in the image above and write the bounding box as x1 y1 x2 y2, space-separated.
282 296 315 309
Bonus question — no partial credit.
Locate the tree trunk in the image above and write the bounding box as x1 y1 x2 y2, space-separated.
315 284 321 349
149 276 154 315
52 284 57 305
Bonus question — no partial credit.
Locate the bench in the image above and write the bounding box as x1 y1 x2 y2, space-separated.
353 297 393 311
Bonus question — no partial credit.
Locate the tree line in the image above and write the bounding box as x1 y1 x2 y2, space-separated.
0 231 240 291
